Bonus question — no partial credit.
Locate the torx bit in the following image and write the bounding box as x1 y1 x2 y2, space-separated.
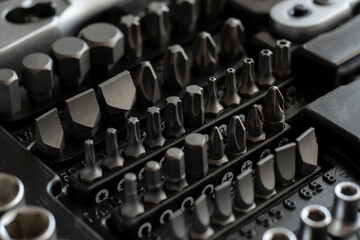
220 18 245 61
121 173 144 218
234 169 256 213
300 204 331 240
169 209 188 240
143 161 167 204
226 115 247 156
124 117 146 160
192 32 217 76
190 194 214 240
263 86 285 133
212 182 235 226
136 61 161 106
145 1 170 46
205 77 224 117
221 68 241 107
164 147 188 192
164 96 186 138
102 128 124 170
183 85 205 128
201 0 225 25
274 143 296 186
296 127 318 175
144 106 166 149
274 39 292 79
80 140 102 182
239 58 259 97
247 105 266 143
171 0 198 32
208 127 228 166
119 14 142 60
257 49 276 88
163 44 190 90
184 133 209 179
254 154 276 199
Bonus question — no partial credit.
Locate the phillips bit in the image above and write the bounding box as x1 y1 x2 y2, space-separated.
80 140 102 182
201 0 225 25
220 18 245 61
221 68 241 107
163 44 190 90
208 127 228 166
164 147 188 192
247 105 266 143
263 228 297 240
102 128 124 170
145 1 170 46
205 77 223 117
257 49 276 88
124 117 146 160
171 0 198 32
226 115 247 156
239 58 259 97
296 127 318 175
121 173 144 218
300 204 331 240
192 32 217 76
169 209 188 240
212 182 235 226
264 86 285 133
184 133 209 179
144 106 166 149
164 96 186 138
254 154 276 199
274 143 296 186
119 14 142 60
234 169 256 213
143 161 167 204
190 195 214 240
136 61 161 106
183 85 205 128
274 39 292 79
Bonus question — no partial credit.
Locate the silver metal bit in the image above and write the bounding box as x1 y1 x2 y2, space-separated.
163 44 190 90
80 140 102 182
296 127 318 175
192 32 217 76
263 228 297 240
102 128 124 170
328 182 360 239
257 49 276 88
121 173 144 218
274 39 292 79
226 115 247 156
164 147 188 192
264 86 285 133
136 61 161 106
221 68 241 107
220 18 245 61
274 143 296 186
145 1 170 46
201 0 225 24
239 58 259 97
208 127 228 166
205 77 223 117
212 182 235 226
124 117 146 160
300 204 331 240
169 209 188 240
144 106 166 149
254 154 276 199
143 161 167 204
119 14 142 60
0 173 25 216
247 105 266 143
184 133 209 179
0 69 21 117
183 85 205 128
164 96 186 138
234 169 256 213
171 0 198 32
190 195 214 240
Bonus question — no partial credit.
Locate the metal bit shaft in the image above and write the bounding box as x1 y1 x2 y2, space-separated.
234 169 256 213
220 18 245 61
184 133 209 179
80 140 102 182
205 77 223 117
274 142 296 185
164 96 186 138
254 154 276 199
144 106 166 149
239 58 259 97
257 49 276 88
247 105 266 143
190 195 214 240
124 117 146 159
264 86 285 133
226 115 247 156
169 209 188 240
221 68 241 107
119 14 142 60
171 0 198 32
183 85 205 128
145 1 170 46
274 39 292 79
121 173 144 218
136 61 161 106
192 32 217 76
144 161 167 204
208 127 228 166
102 128 124 170
164 147 188 192
212 182 235 226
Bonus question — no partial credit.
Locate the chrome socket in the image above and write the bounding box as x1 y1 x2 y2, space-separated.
0 173 25 216
300 204 331 240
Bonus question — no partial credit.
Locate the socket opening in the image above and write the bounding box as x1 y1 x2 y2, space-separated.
278 40 289 46
270 233 290 240
0 174 24 213
341 185 357 196
262 228 296 240
307 209 325 222
335 182 360 201
300 205 331 228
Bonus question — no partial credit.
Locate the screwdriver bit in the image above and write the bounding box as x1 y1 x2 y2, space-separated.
205 77 224 117
164 96 186 138
274 39 292 79
212 182 235 226
145 1 170 46
169 209 188 240
183 85 205 128
119 14 142 60
124 117 146 160
80 140 102 182
254 154 276 199
247 105 266 143
257 49 276 88
296 127 318 175
192 32 217 76
201 0 225 25
121 173 144 218
239 58 259 97
263 86 285 133
221 68 241 107
220 18 245 61
164 147 188 192
135 61 161 106
226 115 247 156
144 106 166 149
263 228 297 240
171 0 198 32
300 205 331 240
190 195 214 240
234 169 256 213
274 143 296 186
163 45 190 90
0 69 21 117
208 127 228 166
184 133 209 179
143 161 167 204
102 128 124 170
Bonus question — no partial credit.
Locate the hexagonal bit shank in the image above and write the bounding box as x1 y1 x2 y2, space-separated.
0 69 21 116
184 133 208 179
164 147 188 192
124 117 146 160
143 161 167 204
144 106 166 148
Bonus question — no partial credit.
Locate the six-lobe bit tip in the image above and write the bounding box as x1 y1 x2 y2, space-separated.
145 1 170 46
183 85 205 128
164 96 186 138
220 18 245 61
247 105 266 143
257 49 276 88
192 32 217 76
264 86 285 133
221 68 241 107
226 115 247 156
205 77 224 117
239 58 259 97
119 14 142 60
274 39 292 79
124 117 146 160
80 139 102 182
144 106 166 149
102 128 124 170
